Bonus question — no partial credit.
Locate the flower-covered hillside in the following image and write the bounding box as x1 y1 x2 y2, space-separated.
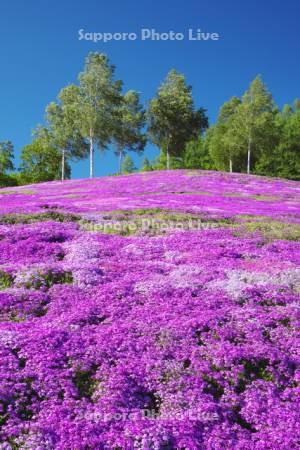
0 170 300 220
0 170 300 449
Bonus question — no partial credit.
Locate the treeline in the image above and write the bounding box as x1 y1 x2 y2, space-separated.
0 52 299 187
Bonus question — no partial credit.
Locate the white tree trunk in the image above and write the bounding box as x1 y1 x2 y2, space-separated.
119 150 123 175
166 148 170 170
229 159 233 173
89 129 94 178
247 134 251 175
61 149 65 181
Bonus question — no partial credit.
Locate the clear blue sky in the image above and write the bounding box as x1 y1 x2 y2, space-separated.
0 0 299 178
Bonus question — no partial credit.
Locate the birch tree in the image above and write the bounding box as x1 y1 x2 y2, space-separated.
20 135 69 183
45 101 88 180
207 97 241 172
228 76 274 174
147 70 208 170
78 53 122 178
113 90 146 174
59 53 122 178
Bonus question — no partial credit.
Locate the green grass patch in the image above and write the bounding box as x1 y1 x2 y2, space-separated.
235 358 273 394
101 208 166 218
185 171 208 177
237 214 272 221
0 211 82 225
19 270 73 290
171 191 212 196
251 194 281 201
122 208 165 216
236 220 300 241
203 374 224 400
102 210 234 224
223 193 281 201
132 191 165 196
0 271 13 290
73 366 98 399
0 190 35 195
223 192 247 198
81 211 237 236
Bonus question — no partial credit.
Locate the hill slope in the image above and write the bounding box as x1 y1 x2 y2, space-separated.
0 170 300 449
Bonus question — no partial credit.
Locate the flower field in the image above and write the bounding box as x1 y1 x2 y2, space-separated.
0 170 300 449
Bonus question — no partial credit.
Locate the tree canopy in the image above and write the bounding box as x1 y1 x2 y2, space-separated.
147 69 208 169
0 141 14 174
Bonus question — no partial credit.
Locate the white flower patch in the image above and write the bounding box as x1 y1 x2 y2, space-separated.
210 268 300 298
122 243 144 256
62 235 103 288
164 250 184 263
0 330 18 347
134 264 202 293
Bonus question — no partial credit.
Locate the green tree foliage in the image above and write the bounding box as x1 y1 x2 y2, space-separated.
255 102 300 180
141 157 153 172
0 141 14 174
121 154 136 174
279 108 300 180
183 137 215 170
226 75 276 174
2 59 299 184
294 98 300 112
207 76 281 176
0 173 18 188
113 90 146 174
147 69 208 170
0 141 16 187
151 153 182 170
45 101 89 180
207 97 242 172
20 137 71 183
145 137 215 172
61 53 123 178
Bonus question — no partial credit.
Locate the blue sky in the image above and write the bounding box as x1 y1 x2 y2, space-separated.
0 0 299 178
